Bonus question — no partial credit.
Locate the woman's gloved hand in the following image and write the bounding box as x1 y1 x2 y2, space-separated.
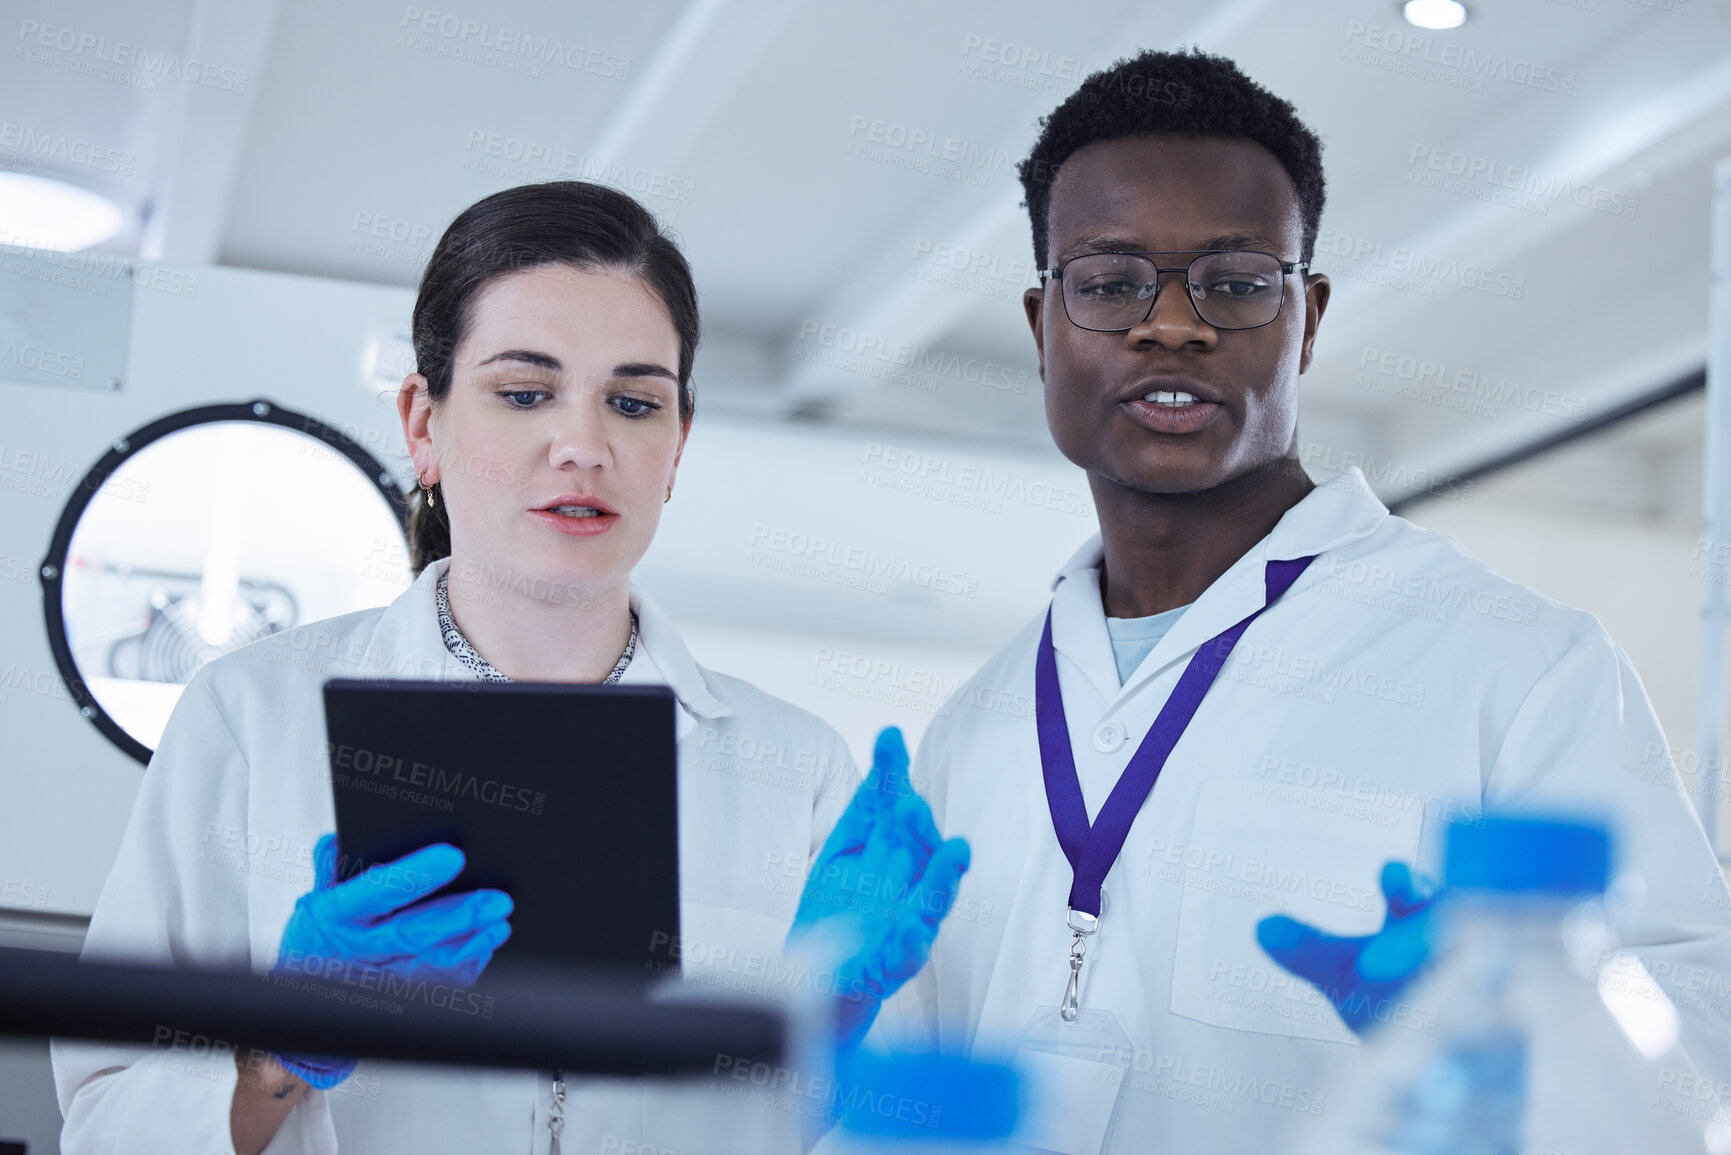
786 727 971 1053
1255 861 1438 1036
268 833 513 1088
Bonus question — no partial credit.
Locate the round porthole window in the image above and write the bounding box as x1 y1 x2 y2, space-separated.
39 400 413 763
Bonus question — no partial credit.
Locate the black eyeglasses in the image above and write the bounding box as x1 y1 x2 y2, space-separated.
1038 250 1308 332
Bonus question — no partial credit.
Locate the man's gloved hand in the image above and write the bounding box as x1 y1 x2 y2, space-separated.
1255 861 1438 1036
787 727 971 1053
268 833 514 1088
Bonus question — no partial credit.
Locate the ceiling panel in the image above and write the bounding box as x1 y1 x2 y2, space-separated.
5 0 1729 498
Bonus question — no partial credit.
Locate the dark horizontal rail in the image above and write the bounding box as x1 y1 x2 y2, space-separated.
1388 367 1705 514
0 948 784 1076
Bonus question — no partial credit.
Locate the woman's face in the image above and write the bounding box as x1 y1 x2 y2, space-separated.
403 263 686 604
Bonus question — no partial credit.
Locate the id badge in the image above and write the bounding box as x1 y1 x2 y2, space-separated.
1010 1005 1132 1155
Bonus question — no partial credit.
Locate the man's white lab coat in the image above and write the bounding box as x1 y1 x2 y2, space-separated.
52 557 859 1155
891 468 1731 1152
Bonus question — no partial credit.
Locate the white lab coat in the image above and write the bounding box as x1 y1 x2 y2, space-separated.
52 557 860 1155
884 467 1731 1152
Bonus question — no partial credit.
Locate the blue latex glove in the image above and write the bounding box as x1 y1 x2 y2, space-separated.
269 834 513 1088
1255 861 1438 1036
786 727 971 1052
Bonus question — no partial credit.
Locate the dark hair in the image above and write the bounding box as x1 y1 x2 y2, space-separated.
1017 48 1326 270
407 181 700 574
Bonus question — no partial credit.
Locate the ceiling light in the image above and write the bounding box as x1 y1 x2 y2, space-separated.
0 171 125 252
1403 0 1468 29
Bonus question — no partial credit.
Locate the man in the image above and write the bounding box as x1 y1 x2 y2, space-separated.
868 48 1731 1151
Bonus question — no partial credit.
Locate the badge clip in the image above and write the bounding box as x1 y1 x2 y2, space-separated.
1061 907 1100 1022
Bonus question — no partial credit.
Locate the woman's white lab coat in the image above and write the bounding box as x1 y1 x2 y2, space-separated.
52 557 859 1155
881 468 1731 1153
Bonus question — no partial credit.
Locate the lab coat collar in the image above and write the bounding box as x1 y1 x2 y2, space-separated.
623 586 735 740
1049 467 1388 709
356 559 471 682
358 558 732 741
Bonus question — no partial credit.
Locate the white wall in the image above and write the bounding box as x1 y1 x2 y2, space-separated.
637 414 1100 766
1404 495 1728 853
3 263 417 919
0 261 1097 917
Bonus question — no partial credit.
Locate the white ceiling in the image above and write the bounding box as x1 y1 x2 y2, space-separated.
8 0 1730 504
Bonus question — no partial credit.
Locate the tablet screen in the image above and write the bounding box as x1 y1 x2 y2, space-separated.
323 679 680 979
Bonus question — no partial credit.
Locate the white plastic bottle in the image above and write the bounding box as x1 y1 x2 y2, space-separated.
1302 814 1719 1155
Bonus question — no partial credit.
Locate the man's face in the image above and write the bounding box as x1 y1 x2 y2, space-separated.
1024 134 1329 495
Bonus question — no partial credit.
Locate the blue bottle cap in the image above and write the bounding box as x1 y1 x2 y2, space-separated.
834 1051 1020 1141
1445 814 1611 895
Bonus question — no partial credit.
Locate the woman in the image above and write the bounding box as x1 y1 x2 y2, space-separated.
50 182 878 1155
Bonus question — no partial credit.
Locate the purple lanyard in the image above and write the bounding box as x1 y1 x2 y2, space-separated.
1036 556 1316 920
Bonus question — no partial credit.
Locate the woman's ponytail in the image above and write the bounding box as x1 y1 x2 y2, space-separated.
407 481 450 576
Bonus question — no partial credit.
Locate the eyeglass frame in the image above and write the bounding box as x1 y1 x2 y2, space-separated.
1036 249 1310 333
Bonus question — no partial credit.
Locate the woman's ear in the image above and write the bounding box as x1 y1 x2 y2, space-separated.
668 413 692 492
399 373 438 482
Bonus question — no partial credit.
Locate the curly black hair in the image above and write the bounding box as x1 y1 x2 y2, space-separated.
1017 48 1326 269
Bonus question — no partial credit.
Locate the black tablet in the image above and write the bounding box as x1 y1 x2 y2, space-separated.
322 679 680 979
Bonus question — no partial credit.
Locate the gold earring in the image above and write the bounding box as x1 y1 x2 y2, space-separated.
664 483 673 504
417 469 437 508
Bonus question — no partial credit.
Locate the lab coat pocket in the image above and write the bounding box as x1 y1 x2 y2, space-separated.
1167 780 1423 1043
